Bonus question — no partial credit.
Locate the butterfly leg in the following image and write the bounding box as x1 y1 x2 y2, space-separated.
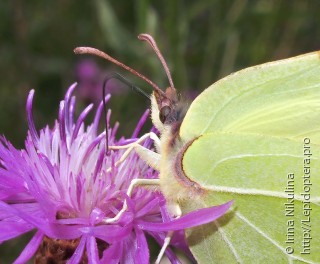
107 132 161 171
155 204 182 264
103 178 161 224
103 132 161 223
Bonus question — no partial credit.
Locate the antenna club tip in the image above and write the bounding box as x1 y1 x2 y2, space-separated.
74 47 86 54
74 47 97 55
138 33 151 40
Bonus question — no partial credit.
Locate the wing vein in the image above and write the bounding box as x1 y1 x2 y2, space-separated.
235 211 316 264
206 185 320 203
214 220 243 263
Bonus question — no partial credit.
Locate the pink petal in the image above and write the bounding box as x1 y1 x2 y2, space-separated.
134 228 149 264
137 201 233 231
100 242 123 264
13 231 44 264
67 235 87 264
0 221 34 242
87 236 99 264
80 224 132 244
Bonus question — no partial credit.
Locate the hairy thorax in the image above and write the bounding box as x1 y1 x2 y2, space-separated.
159 123 205 204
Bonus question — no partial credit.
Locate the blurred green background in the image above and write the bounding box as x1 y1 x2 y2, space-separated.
0 0 320 262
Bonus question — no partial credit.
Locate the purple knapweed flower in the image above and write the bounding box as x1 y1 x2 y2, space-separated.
75 59 101 105
0 84 231 263
75 59 128 105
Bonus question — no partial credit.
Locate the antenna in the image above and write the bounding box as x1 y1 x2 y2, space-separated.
105 72 150 99
102 73 150 155
74 47 166 97
102 78 110 155
138 34 175 89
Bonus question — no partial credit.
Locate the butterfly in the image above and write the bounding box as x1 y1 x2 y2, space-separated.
75 35 320 263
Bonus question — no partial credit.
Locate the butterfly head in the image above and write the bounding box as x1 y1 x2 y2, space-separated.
151 86 189 134
74 33 186 134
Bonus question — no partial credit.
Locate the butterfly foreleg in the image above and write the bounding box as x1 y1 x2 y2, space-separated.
107 132 161 171
103 178 160 224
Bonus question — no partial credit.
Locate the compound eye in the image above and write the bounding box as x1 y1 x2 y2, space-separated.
159 106 171 123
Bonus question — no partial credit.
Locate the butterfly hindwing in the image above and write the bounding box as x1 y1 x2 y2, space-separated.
178 51 320 263
181 133 320 263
